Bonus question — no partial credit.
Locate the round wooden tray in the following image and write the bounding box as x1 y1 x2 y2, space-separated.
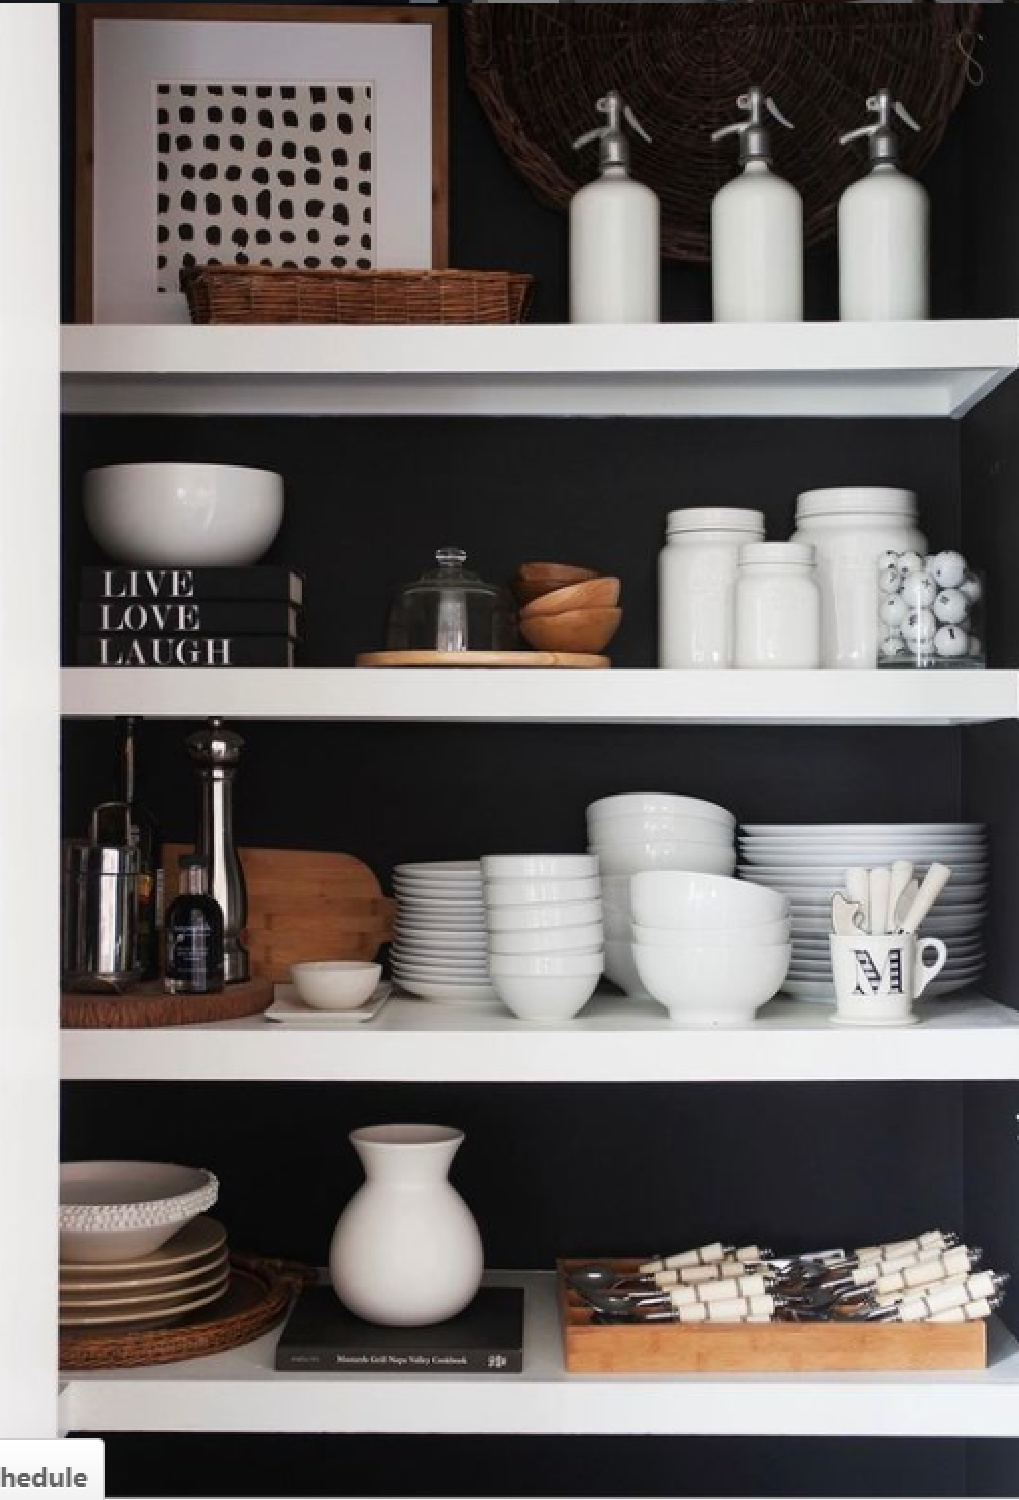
59 1255 313 1371
61 978 273 1030
355 650 609 669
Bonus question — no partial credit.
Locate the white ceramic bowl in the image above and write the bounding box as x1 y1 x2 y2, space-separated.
590 813 733 848
603 939 649 998
633 917 791 948
595 842 737 879
489 951 604 978
488 923 604 956
587 793 735 831
84 463 284 566
485 898 603 933
291 960 382 1011
483 876 602 907
481 854 598 880
60 1161 219 1264
491 972 600 1023
633 942 792 1027
631 871 788 931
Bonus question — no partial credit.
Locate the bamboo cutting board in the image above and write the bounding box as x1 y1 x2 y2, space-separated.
162 845 394 984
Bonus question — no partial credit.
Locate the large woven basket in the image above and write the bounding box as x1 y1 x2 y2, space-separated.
182 265 535 326
463 2 981 262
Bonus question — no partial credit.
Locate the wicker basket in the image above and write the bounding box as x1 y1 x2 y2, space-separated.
182 266 535 326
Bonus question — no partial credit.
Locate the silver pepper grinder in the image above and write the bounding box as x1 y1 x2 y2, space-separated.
186 718 249 984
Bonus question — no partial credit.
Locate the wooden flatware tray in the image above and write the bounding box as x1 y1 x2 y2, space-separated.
557 1260 986 1374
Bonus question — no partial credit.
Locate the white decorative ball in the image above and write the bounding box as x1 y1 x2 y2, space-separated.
934 625 969 658
968 635 983 658
930 550 967 589
878 549 901 573
880 633 908 659
879 595 908 630
902 573 937 610
904 608 937 649
933 588 968 625
878 565 903 595
961 572 983 604
897 551 925 579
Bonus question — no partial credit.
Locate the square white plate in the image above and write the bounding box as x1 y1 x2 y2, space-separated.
266 982 392 1025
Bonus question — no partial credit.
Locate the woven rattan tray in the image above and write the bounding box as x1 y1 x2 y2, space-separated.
61 978 273 1030
59 1255 313 1371
182 266 535 325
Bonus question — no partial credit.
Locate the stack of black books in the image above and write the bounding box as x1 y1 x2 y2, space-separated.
77 566 304 667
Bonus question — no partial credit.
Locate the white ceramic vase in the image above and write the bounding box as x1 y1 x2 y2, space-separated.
329 1124 484 1327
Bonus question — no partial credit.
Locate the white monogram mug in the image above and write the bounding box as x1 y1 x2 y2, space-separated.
829 933 947 1026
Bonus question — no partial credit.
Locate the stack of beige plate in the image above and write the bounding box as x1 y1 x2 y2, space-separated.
59 1216 230 1329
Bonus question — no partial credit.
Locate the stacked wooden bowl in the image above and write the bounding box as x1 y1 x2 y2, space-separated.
511 563 622 655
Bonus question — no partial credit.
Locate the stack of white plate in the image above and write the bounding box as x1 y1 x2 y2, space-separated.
587 793 737 997
60 1216 229 1328
738 823 989 1000
391 861 496 1005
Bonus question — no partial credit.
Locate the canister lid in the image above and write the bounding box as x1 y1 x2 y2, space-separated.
795 487 917 520
666 507 766 536
740 542 815 567
64 840 140 877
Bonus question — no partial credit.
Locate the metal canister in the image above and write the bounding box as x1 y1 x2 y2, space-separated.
61 806 143 991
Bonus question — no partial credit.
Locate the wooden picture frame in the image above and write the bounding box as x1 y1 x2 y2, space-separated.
75 4 449 323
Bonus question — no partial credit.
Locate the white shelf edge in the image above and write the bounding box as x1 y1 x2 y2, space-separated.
61 1273 1019 1439
59 668 1019 726
60 994 1019 1084
60 321 1019 420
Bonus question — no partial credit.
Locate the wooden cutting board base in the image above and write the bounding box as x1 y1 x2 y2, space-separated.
355 650 610 668
61 978 272 1030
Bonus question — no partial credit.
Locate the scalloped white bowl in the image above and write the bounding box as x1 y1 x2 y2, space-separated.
60 1161 219 1264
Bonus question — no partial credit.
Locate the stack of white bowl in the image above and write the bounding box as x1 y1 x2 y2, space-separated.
630 872 792 1027
737 823 989 1000
586 793 738 997
481 855 604 1022
391 861 496 1005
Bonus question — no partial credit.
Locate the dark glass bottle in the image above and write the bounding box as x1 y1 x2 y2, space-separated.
164 855 225 996
115 716 162 978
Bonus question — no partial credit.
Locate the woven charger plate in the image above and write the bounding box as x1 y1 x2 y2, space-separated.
463 3 980 261
59 1255 314 1371
61 978 273 1030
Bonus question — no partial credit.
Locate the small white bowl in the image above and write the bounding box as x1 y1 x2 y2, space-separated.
633 941 791 1027
631 871 788 931
489 952 604 978
485 898 603 933
632 918 791 948
488 923 604 956
491 972 600 1023
587 793 736 830
60 1161 219 1264
481 854 598 881
589 814 733 848
84 463 283 567
291 961 382 1011
483 876 602 907
595 842 736 879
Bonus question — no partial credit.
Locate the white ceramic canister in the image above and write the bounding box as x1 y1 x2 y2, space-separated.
791 488 926 669
659 508 765 668
735 542 820 669
329 1124 483 1327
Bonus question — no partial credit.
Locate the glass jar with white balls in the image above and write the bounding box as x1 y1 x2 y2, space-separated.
877 549 985 669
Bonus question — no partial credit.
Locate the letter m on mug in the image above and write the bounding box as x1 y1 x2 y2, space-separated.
853 946 905 996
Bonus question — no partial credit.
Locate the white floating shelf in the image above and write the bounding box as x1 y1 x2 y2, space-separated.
61 1273 1019 1439
61 321 1019 419
60 994 1019 1084
60 667 1019 726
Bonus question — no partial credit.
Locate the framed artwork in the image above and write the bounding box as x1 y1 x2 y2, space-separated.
75 4 449 323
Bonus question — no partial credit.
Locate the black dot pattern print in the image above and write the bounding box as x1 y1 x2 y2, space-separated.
155 81 373 289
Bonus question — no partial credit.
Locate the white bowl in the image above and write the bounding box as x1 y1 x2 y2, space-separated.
290 960 382 1011
488 952 604 978
631 871 788 931
491 972 600 1023
84 463 283 566
60 1161 219 1264
587 793 735 831
488 923 604 956
590 814 733 848
485 899 603 933
633 918 791 948
483 876 602 907
603 939 650 998
595 843 737 879
481 854 598 880
633 942 791 1027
